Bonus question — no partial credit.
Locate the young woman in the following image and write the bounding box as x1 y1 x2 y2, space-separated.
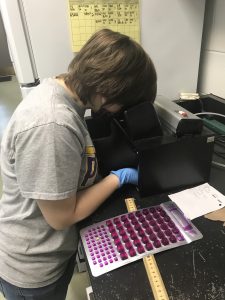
0 29 157 300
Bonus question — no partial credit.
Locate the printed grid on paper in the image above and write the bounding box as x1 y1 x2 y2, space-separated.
68 0 140 52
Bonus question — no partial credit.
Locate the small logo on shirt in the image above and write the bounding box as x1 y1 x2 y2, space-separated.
81 146 97 186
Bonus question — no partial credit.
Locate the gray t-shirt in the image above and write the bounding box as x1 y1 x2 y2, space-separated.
0 78 97 288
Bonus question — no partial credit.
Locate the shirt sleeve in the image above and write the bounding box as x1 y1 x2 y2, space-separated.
15 122 84 200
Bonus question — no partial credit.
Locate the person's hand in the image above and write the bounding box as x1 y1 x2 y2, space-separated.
110 168 138 187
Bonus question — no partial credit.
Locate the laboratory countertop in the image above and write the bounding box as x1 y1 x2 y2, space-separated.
79 164 225 300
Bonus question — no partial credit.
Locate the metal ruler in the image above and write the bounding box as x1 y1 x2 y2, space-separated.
125 198 169 300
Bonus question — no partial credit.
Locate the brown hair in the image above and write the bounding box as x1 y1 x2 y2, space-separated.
64 29 157 107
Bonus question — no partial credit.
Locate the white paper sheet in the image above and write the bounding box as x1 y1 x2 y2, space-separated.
168 183 225 220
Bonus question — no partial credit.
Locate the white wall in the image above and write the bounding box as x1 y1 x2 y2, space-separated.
141 0 205 100
198 0 225 98
1 0 205 100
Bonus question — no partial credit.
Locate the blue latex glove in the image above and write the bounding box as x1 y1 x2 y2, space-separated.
110 168 138 187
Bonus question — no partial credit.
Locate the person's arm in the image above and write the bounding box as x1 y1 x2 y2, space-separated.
37 168 138 230
37 174 119 230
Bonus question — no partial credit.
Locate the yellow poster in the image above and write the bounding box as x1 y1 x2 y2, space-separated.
68 0 140 52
